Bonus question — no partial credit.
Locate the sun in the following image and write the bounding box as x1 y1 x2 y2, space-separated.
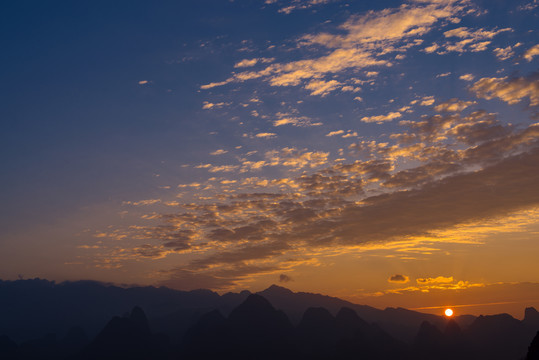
444 308 454 317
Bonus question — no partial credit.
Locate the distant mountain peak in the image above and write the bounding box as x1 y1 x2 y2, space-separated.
129 306 151 336
524 307 539 327
525 307 539 319
260 284 294 295
299 307 335 328
229 294 276 319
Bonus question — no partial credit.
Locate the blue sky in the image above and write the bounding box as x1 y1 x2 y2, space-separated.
1 0 539 316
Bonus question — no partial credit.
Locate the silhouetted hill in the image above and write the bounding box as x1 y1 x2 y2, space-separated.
297 307 339 358
1 278 536 359
257 284 453 342
0 278 223 342
61 327 88 356
525 307 539 329
413 320 444 358
228 294 295 358
258 284 382 324
528 331 539 360
81 306 168 360
0 279 455 345
183 294 296 359
182 309 230 358
0 334 18 358
465 313 535 360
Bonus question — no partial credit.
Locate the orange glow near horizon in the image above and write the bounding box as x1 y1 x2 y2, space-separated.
445 308 454 317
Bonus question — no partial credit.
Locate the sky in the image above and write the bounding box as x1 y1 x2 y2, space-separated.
1 0 539 318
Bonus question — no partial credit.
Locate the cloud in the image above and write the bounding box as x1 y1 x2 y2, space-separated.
273 112 322 127
138 80 149 85
361 111 402 123
123 199 161 206
326 130 345 137
434 98 475 112
210 149 228 155
265 147 329 169
357 282 539 314
305 79 342 96
471 74 539 106
420 96 435 106
200 80 232 90
443 26 511 40
208 165 239 173
388 274 410 283
100 121 539 288
416 275 453 284
459 73 474 81
523 44 539 62
202 101 230 110
430 26 512 54
234 57 275 68
423 43 440 53
202 0 470 94
518 1 539 11
272 0 335 15
255 132 277 138
493 46 515 61
279 274 293 283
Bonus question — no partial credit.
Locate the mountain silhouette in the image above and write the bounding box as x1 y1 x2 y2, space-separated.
297 307 339 358
413 320 444 359
183 294 295 359
0 334 19 358
182 309 230 358
524 307 539 329
81 306 168 360
0 278 537 359
528 331 539 360
465 313 534 360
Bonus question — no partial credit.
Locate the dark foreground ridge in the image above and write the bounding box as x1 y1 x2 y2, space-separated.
0 279 538 359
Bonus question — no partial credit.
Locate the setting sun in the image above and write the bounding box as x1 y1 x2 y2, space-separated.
445 308 454 317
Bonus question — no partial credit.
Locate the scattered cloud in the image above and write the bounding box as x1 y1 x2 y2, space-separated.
255 132 278 138
459 73 475 81
265 147 330 169
518 1 538 11
272 0 335 15
234 57 275 68
524 44 539 62
273 112 322 127
202 101 230 109
123 199 161 206
210 149 228 155
326 130 345 137
388 274 410 283
471 74 539 106
493 46 515 61
279 274 293 283
428 26 513 54
434 98 475 112
361 111 402 123
305 79 342 96
416 275 454 284
202 0 471 95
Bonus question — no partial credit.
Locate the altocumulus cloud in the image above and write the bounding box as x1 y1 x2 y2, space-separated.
388 274 410 283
